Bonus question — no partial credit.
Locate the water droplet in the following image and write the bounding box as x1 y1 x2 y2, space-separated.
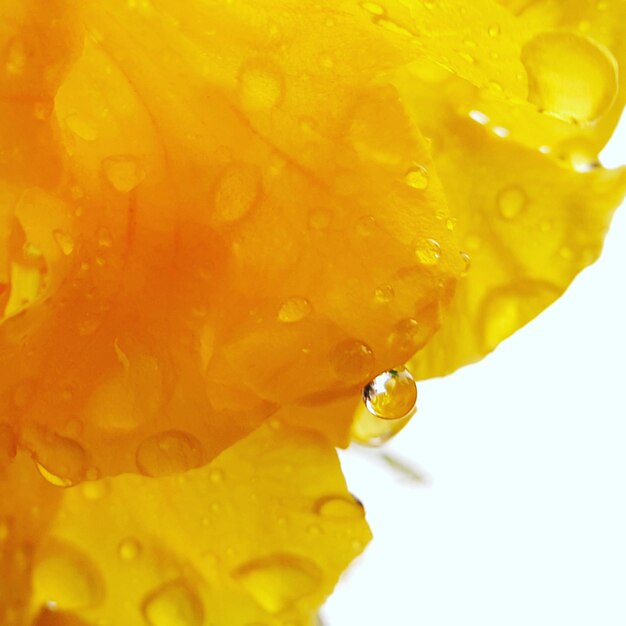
386 318 423 354
136 431 203 477
330 339 375 384
53 230 75 256
459 251 472 276
374 285 394 303
314 495 364 519
277 297 313 323
405 164 429 190
488 24 501 37
231 554 322 614
33 545 103 610
212 162 261 224
415 238 442 265
238 60 285 111
118 537 142 561
142 580 204 626
351 403 416 446
102 155 144 193
363 367 417 420
497 186 528 220
33 434 88 488
97 227 114 249
521 32 618 123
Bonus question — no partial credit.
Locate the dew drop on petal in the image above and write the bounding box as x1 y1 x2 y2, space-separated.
102 155 145 193
329 339 375 385
118 538 142 561
53 231 75 256
33 546 103 610
231 554 322 615
415 238 442 265
521 31 618 123
277 297 313 323
314 495 365 520
404 164 429 190
136 431 203 477
497 185 528 220
142 580 204 626
362 367 417 420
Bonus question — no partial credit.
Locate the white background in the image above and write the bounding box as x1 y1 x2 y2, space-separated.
322 117 626 626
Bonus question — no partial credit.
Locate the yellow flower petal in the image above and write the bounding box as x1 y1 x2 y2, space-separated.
393 72 626 378
26 424 370 626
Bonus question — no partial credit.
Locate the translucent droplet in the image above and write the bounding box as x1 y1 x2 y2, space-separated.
415 238 442 265
351 403 416 447
363 367 417 420
81 480 108 501
232 554 322 614
53 230 75 256
459 251 472 276
374 285 394 303
238 60 285 111
118 537 142 561
497 186 528 220
33 546 103 610
142 580 204 626
212 162 261 224
488 24 501 37
405 164 429 190
330 339 375 384
386 318 426 354
102 155 145 193
314 495 364 519
136 431 203 477
33 434 88 488
277 297 313 323
521 31 618 123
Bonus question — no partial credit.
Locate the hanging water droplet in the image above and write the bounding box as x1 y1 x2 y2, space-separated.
404 164 429 190
362 367 417 420
415 238 442 265
142 580 204 626
330 339 375 384
231 554 322 614
521 31 618 123
351 403 416 447
277 297 313 323
212 162 261 224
